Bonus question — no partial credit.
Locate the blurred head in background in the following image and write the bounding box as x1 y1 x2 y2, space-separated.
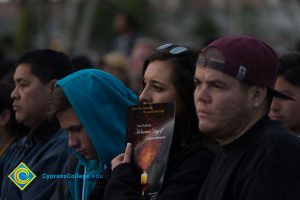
270 52 300 134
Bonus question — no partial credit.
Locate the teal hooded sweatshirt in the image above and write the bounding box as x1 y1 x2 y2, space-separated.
56 69 137 200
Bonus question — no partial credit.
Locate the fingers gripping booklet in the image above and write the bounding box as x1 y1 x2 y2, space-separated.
126 103 175 200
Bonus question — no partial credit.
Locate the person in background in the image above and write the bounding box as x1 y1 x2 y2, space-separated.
49 69 137 200
99 51 132 88
111 12 143 56
129 37 158 93
269 52 300 135
71 55 94 71
0 82 27 159
194 35 300 200
104 43 217 200
0 57 16 85
0 49 74 200
0 49 14 82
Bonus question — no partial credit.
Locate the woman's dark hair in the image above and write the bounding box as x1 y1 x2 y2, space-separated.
142 45 206 147
0 82 27 136
278 52 300 88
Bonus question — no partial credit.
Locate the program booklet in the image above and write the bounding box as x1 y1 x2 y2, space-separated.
126 102 175 200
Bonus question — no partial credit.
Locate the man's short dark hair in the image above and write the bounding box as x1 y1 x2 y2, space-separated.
0 82 28 136
15 49 74 84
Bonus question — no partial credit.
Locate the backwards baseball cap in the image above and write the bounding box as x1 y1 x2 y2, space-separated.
198 35 295 100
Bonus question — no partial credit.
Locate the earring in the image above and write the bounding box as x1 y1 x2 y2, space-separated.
254 102 259 108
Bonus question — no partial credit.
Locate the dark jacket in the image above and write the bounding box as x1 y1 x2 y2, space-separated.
197 116 300 200
103 144 216 200
0 118 72 200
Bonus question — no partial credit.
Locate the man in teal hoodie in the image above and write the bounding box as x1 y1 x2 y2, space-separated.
48 69 137 200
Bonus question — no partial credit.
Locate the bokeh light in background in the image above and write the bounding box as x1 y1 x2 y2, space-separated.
0 0 299 62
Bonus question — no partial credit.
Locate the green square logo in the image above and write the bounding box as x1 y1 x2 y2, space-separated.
8 162 36 191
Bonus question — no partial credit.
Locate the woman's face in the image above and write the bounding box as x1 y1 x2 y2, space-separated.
270 76 300 133
139 60 183 112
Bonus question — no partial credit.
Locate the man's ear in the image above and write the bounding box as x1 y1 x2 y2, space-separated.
0 109 11 126
48 79 57 94
251 85 268 108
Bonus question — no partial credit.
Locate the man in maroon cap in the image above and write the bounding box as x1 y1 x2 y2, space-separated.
194 35 300 200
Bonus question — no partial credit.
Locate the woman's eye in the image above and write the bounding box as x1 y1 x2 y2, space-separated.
18 82 28 87
153 85 163 92
194 79 201 87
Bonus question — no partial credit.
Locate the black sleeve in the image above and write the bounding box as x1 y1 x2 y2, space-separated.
238 132 300 200
104 146 215 200
239 162 300 200
103 163 144 200
158 146 215 200
88 178 107 200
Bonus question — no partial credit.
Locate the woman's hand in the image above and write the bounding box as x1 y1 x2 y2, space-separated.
111 143 132 170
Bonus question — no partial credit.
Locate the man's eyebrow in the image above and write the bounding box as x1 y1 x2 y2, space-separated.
14 77 28 83
204 79 229 88
206 79 226 84
67 124 83 131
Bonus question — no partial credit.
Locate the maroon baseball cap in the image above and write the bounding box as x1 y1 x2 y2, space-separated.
199 35 295 100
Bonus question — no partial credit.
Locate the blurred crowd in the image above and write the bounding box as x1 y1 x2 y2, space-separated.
0 12 300 200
